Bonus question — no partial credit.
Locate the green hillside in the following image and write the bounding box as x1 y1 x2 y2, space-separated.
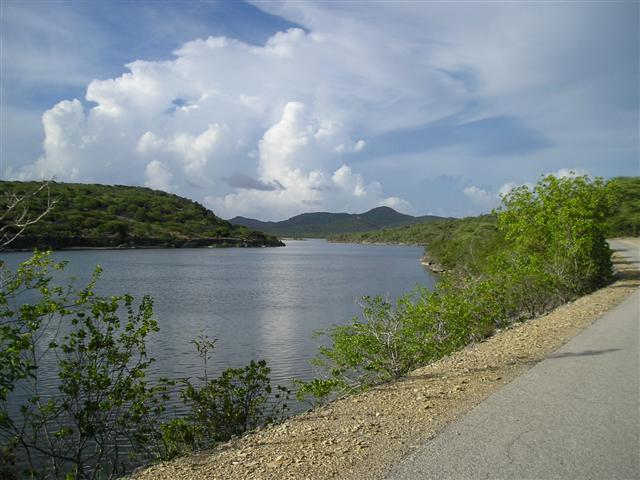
329 176 640 271
330 214 504 272
230 206 447 237
0 181 284 250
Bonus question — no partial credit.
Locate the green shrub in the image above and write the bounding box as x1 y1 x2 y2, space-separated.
0 252 166 479
301 174 617 402
0 253 289 477
498 174 615 297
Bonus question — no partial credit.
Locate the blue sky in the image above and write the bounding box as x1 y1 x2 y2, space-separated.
1 1 638 219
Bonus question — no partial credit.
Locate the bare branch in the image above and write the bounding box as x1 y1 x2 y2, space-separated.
0 181 57 249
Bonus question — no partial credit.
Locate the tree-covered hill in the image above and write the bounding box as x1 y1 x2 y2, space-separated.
230 206 448 237
329 214 504 272
0 181 284 250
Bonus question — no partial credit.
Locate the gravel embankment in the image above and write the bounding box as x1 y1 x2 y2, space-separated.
134 247 639 480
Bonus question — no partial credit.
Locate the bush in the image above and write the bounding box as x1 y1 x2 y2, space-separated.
300 174 616 402
498 175 616 296
0 252 166 479
155 336 290 457
0 254 289 477
297 291 448 402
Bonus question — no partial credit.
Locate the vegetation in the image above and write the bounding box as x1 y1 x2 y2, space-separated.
230 206 447 238
330 176 639 271
0 182 56 249
0 181 284 250
298 174 618 402
158 335 290 459
0 253 166 478
606 176 640 236
330 214 504 272
0 251 290 479
0 184 289 478
0 174 634 476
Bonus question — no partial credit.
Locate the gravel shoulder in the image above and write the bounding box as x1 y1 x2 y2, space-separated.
134 241 640 480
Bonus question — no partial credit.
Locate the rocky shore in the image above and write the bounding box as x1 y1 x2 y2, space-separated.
419 255 446 274
133 250 639 480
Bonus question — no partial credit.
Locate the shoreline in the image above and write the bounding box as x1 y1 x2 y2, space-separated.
328 238 444 274
133 246 639 480
2 239 286 253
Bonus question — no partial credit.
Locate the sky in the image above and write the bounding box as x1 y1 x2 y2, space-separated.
1 1 638 220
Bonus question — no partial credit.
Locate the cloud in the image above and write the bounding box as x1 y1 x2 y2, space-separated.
463 186 497 210
137 124 232 174
6 2 637 219
224 173 284 191
379 196 411 213
11 27 411 218
144 160 174 192
205 102 399 219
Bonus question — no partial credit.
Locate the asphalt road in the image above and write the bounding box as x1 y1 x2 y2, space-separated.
609 238 640 265
387 240 640 480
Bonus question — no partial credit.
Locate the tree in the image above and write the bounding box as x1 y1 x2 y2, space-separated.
0 183 165 478
497 174 616 297
0 182 288 477
0 253 167 479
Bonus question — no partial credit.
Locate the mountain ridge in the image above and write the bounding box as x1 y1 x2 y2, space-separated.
229 206 449 237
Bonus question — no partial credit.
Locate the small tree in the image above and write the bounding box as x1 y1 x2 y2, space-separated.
1 182 290 477
497 174 616 298
157 336 290 456
297 292 442 402
0 253 166 479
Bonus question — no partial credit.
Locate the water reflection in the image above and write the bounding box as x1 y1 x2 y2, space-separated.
1 240 436 413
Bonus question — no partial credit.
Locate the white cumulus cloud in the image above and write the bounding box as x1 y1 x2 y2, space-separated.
8 2 635 219
379 196 411 213
13 27 412 218
144 160 174 192
463 185 497 210
205 102 399 219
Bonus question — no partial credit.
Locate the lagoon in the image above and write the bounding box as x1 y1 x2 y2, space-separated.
2 239 436 413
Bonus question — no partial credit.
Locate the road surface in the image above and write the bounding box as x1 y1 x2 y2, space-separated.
387 240 639 480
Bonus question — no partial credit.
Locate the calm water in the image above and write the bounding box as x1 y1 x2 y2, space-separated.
2 240 436 413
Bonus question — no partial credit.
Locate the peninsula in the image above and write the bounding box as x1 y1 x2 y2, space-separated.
0 181 284 250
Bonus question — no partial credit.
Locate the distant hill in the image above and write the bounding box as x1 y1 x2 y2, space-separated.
329 214 504 271
0 181 284 250
229 206 448 237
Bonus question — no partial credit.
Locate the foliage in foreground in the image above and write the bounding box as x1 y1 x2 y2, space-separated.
0 254 288 479
0 174 629 476
298 174 617 402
